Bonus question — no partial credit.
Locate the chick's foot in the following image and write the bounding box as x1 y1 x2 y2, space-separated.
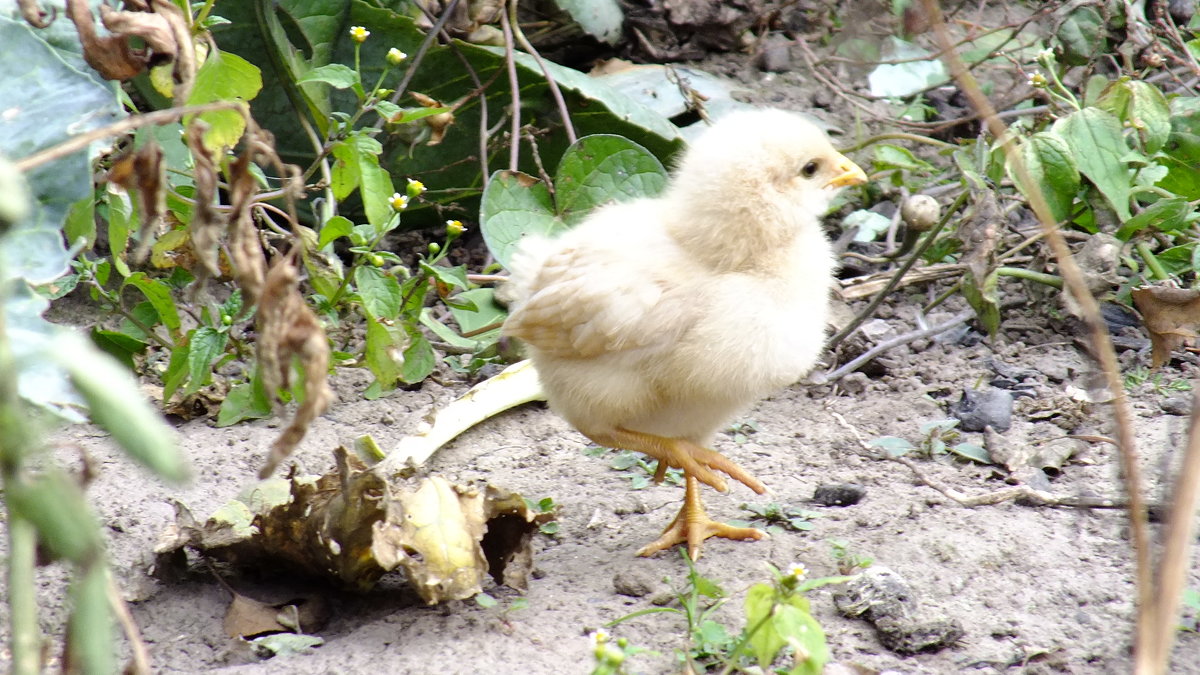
591 427 767 495
637 475 765 559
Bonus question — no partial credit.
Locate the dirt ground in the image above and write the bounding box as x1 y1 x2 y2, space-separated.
8 5 1200 674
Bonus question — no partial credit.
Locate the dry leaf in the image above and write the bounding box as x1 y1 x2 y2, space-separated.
108 139 166 264
186 121 224 279
256 253 334 479
410 92 456 146
1131 285 1200 367
225 150 267 302
224 591 329 639
66 0 194 99
155 451 549 604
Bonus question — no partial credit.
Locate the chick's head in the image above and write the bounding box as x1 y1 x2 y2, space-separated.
669 109 867 222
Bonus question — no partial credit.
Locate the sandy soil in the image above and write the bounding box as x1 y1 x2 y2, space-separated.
6 6 1200 674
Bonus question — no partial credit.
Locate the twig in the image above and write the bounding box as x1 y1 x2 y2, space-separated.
839 263 965 300
14 101 246 172
837 131 957 154
920 0 1152 668
507 0 575 144
499 7 520 172
108 574 151 674
817 310 973 383
379 0 460 121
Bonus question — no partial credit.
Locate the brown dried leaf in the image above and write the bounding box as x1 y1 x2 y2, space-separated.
107 140 166 264
158 453 544 605
1131 285 1200 367
19 0 52 28
186 121 223 278
226 151 267 302
224 592 288 639
410 92 455 146
66 0 146 80
66 0 193 97
256 254 334 479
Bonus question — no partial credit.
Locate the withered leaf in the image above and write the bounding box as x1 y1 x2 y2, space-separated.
410 92 455 146
186 120 223 279
108 140 166 264
224 590 329 639
66 0 193 98
256 253 334 479
226 150 267 302
1131 285 1200 367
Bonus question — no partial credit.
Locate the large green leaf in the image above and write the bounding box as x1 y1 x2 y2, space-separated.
1053 107 1132 221
0 14 122 284
1096 78 1171 153
479 170 563 269
555 134 667 226
186 49 264 150
1007 131 1080 223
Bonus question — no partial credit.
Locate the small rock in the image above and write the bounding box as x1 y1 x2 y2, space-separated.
1162 396 1191 416
612 564 660 598
834 565 964 655
756 38 793 72
839 372 869 395
950 387 1013 432
813 483 866 506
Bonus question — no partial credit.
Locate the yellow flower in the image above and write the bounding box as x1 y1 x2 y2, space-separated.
589 629 609 646
406 177 426 198
387 48 408 65
349 26 370 43
389 192 409 211
786 562 809 580
445 219 465 236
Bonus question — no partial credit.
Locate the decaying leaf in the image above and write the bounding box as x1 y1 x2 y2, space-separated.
155 448 550 604
958 190 1002 336
409 92 456 146
225 149 268 301
65 0 195 99
256 253 334 479
107 139 166 264
186 120 224 279
1131 285 1200 367
224 590 329 639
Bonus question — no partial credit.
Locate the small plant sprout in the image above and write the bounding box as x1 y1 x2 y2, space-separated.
590 628 633 675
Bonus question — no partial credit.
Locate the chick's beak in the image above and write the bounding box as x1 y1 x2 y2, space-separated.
826 154 868 189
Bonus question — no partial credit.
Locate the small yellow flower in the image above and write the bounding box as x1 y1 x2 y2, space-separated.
786 562 809 580
445 219 465 236
389 192 409 211
589 629 609 646
406 177 426 198
387 48 408 65
349 26 370 43
1028 72 1047 88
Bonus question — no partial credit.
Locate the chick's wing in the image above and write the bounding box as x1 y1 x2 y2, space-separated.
506 240 695 361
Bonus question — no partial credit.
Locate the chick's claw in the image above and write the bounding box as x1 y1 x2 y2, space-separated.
592 428 766 495
637 475 767 560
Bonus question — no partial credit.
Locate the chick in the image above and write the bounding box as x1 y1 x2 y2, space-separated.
503 109 867 559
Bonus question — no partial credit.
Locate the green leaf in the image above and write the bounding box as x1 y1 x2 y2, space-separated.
1116 198 1193 240
448 288 506 335
1096 78 1171 153
90 329 147 370
56 332 186 481
775 604 827 675
1056 6 1106 66
554 0 623 44
295 63 359 89
1008 131 1080 223
364 319 403 391
554 134 668 226
401 329 436 383
873 144 934 172
843 209 892 243
1054 108 1132 221
474 592 498 609
185 49 263 150
420 262 470 291
330 132 396 229
867 436 915 457
162 342 189 403
217 378 273 427
480 170 565 268
318 215 355 248
124 273 181 336
744 584 786 667
950 442 992 464
183 326 227 397
355 265 401 319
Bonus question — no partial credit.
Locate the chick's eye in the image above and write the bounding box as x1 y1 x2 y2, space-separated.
801 160 820 178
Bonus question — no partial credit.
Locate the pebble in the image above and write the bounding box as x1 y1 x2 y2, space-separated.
813 483 866 506
1161 396 1191 416
950 387 1013 432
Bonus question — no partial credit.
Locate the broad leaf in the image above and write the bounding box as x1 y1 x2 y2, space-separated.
554 0 622 44
186 49 263 151
480 170 563 268
1054 108 1132 221
554 134 667 226
1007 131 1080 223
1096 78 1171 153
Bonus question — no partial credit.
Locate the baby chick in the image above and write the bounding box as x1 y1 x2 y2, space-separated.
504 109 867 559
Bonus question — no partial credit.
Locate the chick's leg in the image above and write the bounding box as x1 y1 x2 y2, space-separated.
637 475 766 559
589 427 767 495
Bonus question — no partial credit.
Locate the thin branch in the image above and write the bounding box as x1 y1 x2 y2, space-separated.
500 6 521 172
817 310 973 383
507 0 576 144
15 101 246 172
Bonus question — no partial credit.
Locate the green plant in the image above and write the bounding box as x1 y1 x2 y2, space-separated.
603 554 849 674
868 418 989 463
523 495 561 535
828 538 874 576
739 501 819 534
1180 588 1200 632
1123 366 1193 395
583 446 685 489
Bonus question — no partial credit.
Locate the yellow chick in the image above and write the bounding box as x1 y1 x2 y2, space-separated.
503 109 867 559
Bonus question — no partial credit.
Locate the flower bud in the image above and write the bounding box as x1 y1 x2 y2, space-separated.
387 48 407 65
901 194 940 232
406 178 425 199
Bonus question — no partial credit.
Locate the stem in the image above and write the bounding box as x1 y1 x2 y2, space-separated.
995 266 1063 288
500 6 521 172
0 262 41 675
507 0 576 144
838 131 957 154
1136 241 1170 281
85 277 174 350
718 608 775 675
